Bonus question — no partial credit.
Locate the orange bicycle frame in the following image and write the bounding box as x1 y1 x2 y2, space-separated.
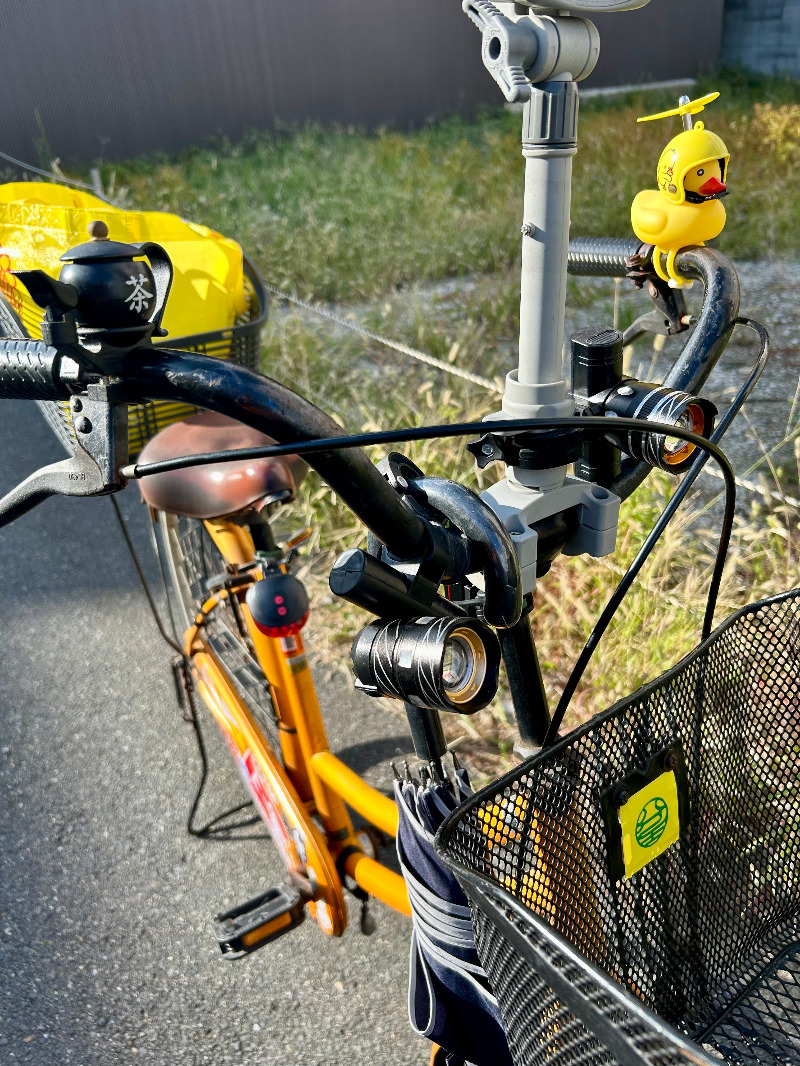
182 516 410 938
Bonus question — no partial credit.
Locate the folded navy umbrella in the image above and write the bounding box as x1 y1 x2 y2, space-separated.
394 764 513 1066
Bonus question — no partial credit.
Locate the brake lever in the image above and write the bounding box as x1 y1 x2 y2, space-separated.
623 279 690 348
0 388 128 528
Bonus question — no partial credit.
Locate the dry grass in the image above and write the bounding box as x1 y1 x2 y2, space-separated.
262 285 800 781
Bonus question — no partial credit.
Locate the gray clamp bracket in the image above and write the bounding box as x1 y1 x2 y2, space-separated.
462 0 538 102
481 475 620 596
462 1 599 103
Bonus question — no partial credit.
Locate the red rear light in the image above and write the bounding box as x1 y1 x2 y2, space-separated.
252 608 309 638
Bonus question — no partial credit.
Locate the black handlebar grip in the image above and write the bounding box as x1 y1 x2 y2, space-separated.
0 340 66 399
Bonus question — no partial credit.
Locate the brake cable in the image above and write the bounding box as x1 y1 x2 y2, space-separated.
109 496 261 838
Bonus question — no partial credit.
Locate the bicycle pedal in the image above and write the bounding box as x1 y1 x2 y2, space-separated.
211 882 306 959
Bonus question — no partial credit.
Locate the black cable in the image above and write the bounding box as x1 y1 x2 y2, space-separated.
122 415 727 483
109 495 261 837
109 494 183 655
181 667 260 839
542 317 769 747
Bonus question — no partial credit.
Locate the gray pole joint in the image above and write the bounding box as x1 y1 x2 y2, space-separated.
463 1 600 103
462 0 538 102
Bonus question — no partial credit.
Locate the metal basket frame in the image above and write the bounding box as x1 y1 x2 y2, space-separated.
462 876 712 1066
437 589 800 1066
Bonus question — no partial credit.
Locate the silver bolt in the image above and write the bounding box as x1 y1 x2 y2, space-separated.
521 223 536 238
395 476 409 492
617 386 635 397
481 443 495 456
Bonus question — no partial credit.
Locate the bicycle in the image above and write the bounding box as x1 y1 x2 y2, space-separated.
0 4 793 1065
0 216 775 1058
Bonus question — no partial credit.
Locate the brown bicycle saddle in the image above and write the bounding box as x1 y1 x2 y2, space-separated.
138 411 307 519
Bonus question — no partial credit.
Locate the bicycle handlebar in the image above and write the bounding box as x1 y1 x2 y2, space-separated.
0 339 66 400
0 242 741 557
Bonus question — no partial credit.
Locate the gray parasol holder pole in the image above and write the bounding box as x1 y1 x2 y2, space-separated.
462 1 620 598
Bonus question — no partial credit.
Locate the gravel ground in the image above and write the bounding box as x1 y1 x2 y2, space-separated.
0 401 427 1065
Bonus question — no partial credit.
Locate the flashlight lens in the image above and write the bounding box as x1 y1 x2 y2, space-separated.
442 636 474 692
351 616 499 713
663 403 706 466
663 410 694 455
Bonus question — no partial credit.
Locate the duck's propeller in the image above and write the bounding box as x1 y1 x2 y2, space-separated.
638 91 720 126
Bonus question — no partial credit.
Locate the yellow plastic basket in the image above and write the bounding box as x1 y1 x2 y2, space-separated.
0 183 268 457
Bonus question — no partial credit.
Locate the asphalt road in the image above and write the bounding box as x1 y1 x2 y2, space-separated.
0 400 427 1065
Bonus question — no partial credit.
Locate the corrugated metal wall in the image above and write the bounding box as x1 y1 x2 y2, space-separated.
723 1 800 76
0 0 724 166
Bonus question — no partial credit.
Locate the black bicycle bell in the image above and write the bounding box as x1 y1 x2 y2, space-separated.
59 220 158 329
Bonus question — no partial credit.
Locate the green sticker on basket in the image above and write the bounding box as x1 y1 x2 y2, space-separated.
619 771 680 878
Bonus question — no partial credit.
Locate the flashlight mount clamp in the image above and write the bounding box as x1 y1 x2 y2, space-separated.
467 425 584 473
334 450 523 627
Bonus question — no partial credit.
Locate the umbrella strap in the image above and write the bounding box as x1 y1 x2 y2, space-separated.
396 839 473 919
412 918 491 979
404 876 475 938
408 928 501 1038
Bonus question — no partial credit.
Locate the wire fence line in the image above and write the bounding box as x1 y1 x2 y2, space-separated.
266 284 504 394
267 285 800 514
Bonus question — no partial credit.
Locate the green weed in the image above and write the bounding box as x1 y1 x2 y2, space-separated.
68 70 800 768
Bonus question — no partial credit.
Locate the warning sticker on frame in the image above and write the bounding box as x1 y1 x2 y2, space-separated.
619 771 680 879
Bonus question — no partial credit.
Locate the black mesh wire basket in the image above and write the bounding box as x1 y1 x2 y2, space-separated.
436 589 800 1066
0 255 268 458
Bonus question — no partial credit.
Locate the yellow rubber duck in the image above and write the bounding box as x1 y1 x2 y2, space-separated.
631 92 730 287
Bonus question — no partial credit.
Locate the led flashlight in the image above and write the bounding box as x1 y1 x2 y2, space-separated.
351 616 500 714
604 382 716 473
